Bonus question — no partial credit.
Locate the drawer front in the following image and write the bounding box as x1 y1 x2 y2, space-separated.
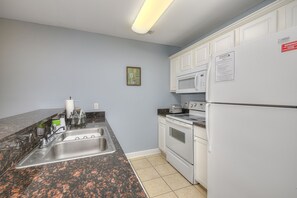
194 126 207 140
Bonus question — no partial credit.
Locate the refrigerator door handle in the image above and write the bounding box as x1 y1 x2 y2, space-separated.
206 103 212 153
206 55 212 102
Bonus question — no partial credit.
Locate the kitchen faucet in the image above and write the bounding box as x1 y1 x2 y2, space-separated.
39 126 66 148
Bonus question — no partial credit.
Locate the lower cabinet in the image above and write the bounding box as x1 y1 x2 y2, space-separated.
158 116 167 153
194 126 208 188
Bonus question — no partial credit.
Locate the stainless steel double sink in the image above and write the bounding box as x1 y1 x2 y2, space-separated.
16 126 116 169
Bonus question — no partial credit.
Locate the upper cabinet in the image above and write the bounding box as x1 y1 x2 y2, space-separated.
169 0 297 93
285 0 297 28
238 11 277 44
170 57 180 92
211 31 235 54
177 42 210 77
193 43 210 68
180 50 193 72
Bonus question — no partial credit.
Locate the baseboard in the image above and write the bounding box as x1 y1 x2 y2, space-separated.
125 148 161 159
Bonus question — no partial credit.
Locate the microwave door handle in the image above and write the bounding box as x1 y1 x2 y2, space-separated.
195 73 198 90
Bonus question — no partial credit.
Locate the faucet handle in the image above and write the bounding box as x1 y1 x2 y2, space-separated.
51 125 57 132
23 133 33 143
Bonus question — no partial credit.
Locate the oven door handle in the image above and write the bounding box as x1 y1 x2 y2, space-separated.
166 118 192 129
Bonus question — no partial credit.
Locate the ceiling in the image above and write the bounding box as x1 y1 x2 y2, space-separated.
0 0 274 47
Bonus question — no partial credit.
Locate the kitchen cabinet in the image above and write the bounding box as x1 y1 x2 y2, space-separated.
211 31 235 54
238 11 277 44
180 50 193 72
170 1 296 93
192 43 210 68
194 125 207 188
158 116 167 154
285 0 297 28
170 57 180 92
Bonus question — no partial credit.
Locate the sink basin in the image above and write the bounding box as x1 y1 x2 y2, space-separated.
58 127 104 141
44 138 108 161
16 126 116 169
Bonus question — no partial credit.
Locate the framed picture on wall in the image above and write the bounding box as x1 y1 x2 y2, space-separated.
126 66 141 86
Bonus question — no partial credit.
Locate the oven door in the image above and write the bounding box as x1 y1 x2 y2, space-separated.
166 118 194 164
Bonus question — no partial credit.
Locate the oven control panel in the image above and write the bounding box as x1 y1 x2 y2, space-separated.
189 101 206 111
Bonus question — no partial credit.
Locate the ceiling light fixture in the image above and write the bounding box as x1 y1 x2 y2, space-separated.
132 0 174 34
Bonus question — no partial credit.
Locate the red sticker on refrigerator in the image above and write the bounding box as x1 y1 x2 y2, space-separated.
281 40 297 53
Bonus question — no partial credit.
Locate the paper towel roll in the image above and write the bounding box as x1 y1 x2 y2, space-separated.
65 99 74 118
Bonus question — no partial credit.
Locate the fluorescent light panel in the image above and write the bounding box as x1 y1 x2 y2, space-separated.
132 0 174 34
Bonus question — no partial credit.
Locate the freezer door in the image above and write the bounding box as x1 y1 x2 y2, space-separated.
207 27 297 106
207 104 297 198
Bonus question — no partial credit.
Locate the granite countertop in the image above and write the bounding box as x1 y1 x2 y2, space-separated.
157 108 189 117
0 120 147 197
193 120 206 128
0 109 64 140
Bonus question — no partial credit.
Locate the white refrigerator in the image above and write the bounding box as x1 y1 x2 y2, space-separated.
206 27 297 198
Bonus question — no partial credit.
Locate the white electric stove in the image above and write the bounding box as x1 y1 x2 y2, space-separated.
165 101 206 184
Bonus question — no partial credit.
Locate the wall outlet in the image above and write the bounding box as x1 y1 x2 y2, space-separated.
93 102 99 110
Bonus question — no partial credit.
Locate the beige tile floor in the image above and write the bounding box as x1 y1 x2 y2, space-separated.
129 154 207 198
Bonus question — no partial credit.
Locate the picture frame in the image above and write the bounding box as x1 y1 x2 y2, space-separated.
126 66 141 86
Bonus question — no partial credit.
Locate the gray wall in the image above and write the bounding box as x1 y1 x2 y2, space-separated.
0 19 180 153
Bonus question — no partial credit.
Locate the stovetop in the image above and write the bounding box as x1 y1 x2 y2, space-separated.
166 113 205 125
166 101 206 125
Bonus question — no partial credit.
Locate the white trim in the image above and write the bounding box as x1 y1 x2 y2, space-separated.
170 0 294 59
125 148 161 159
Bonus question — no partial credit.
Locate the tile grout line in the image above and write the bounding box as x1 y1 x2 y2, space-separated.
128 160 150 198
149 159 174 198
145 156 172 197
140 155 186 197
130 154 207 198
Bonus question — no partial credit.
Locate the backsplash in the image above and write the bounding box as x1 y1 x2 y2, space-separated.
86 112 105 123
180 93 206 108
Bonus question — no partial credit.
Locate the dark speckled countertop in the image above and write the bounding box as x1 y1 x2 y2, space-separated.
0 113 147 197
0 109 64 140
193 120 206 128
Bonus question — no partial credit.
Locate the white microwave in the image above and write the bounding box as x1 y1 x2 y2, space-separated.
176 70 206 93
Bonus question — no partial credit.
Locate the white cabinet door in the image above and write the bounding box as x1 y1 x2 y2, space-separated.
194 125 208 189
180 51 193 72
158 116 166 153
238 11 277 44
211 31 235 54
285 0 297 28
193 43 209 68
170 57 180 92
194 137 208 188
